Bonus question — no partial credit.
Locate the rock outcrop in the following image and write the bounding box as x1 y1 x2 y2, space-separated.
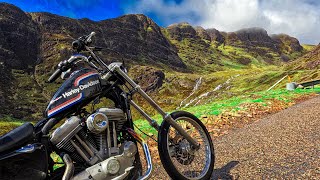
0 3 309 120
206 28 225 45
271 34 303 53
291 45 320 69
235 28 273 43
129 66 165 92
0 3 40 69
0 3 187 119
195 26 211 41
166 22 197 40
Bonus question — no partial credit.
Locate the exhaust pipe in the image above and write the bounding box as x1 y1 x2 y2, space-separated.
62 153 74 180
138 142 152 180
126 128 153 180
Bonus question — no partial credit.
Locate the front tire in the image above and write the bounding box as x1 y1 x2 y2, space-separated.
158 111 215 180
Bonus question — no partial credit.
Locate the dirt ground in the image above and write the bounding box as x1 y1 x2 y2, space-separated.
142 94 319 179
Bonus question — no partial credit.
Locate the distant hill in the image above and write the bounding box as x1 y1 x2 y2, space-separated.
164 23 304 70
289 45 320 70
0 3 315 120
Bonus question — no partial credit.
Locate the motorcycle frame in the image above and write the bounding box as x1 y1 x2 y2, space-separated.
110 65 200 148
83 46 200 148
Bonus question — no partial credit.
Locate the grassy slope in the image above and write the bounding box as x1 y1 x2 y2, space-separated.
134 88 319 136
0 116 25 135
1 43 315 135
0 28 317 135
130 39 318 136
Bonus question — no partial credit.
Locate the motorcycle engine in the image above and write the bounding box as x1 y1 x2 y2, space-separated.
50 108 127 166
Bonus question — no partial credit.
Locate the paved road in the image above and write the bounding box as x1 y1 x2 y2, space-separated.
212 96 320 179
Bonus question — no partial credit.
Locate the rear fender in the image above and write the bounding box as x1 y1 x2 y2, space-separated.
0 143 49 180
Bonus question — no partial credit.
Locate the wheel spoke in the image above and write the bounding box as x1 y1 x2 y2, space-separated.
166 116 212 180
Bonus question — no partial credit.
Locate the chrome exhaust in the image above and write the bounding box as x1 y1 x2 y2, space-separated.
126 128 153 180
62 154 74 180
138 142 152 180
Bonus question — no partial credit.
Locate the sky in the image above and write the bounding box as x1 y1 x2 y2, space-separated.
2 0 320 44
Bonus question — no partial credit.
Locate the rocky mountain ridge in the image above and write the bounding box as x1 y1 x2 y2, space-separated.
165 22 303 66
0 3 311 119
288 44 320 70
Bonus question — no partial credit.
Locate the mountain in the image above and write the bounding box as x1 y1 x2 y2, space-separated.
0 3 313 120
282 44 320 83
289 45 320 70
0 3 186 119
163 23 304 70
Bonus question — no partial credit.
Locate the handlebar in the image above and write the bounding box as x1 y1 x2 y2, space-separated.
48 68 62 83
48 32 95 83
48 32 110 83
86 32 96 44
72 31 96 52
47 55 90 83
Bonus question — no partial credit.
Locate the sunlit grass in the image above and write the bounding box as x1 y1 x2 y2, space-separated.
302 44 316 51
0 116 24 135
133 87 320 137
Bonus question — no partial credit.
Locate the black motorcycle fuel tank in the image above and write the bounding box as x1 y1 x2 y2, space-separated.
45 68 101 118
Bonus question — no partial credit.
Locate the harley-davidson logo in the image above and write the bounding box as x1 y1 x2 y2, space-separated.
62 80 100 98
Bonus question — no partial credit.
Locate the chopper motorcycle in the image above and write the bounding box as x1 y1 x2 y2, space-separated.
0 32 215 180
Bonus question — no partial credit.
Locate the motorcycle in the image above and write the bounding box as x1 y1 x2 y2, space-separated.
0 32 215 180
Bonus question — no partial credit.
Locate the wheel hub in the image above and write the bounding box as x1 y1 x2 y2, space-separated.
174 139 195 165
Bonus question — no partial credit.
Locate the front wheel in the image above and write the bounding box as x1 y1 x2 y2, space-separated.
158 111 215 180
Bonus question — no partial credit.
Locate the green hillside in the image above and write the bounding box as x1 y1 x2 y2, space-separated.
0 3 319 136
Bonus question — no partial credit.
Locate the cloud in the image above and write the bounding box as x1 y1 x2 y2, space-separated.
124 0 320 44
123 0 205 25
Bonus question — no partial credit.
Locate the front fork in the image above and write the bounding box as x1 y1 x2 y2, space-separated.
113 66 200 149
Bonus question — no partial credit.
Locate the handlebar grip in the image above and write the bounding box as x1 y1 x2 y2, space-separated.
86 31 96 43
48 68 62 83
89 31 96 37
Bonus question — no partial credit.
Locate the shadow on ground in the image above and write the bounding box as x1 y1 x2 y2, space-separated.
211 161 239 180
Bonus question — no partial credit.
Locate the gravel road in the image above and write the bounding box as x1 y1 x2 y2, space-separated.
212 96 320 179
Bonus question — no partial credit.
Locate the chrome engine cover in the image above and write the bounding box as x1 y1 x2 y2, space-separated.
72 141 137 180
50 116 82 149
86 112 109 134
50 108 127 166
97 108 126 132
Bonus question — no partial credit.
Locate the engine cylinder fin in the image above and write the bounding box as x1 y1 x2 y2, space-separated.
75 134 95 157
62 141 75 152
78 129 97 149
70 139 91 162
71 153 85 163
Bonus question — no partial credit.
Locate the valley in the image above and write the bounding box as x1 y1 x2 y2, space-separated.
0 2 319 135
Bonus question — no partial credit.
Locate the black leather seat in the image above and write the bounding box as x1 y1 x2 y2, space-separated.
0 122 34 153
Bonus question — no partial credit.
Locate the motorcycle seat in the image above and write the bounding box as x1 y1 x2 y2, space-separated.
0 122 34 153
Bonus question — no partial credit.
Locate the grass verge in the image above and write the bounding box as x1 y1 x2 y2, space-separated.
133 88 320 137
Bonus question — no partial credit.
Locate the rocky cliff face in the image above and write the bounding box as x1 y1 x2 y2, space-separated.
271 34 303 53
234 28 274 44
289 45 320 69
0 3 186 119
164 25 304 65
0 3 309 120
0 3 40 69
206 28 225 45
166 22 198 40
31 12 184 68
0 4 43 118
